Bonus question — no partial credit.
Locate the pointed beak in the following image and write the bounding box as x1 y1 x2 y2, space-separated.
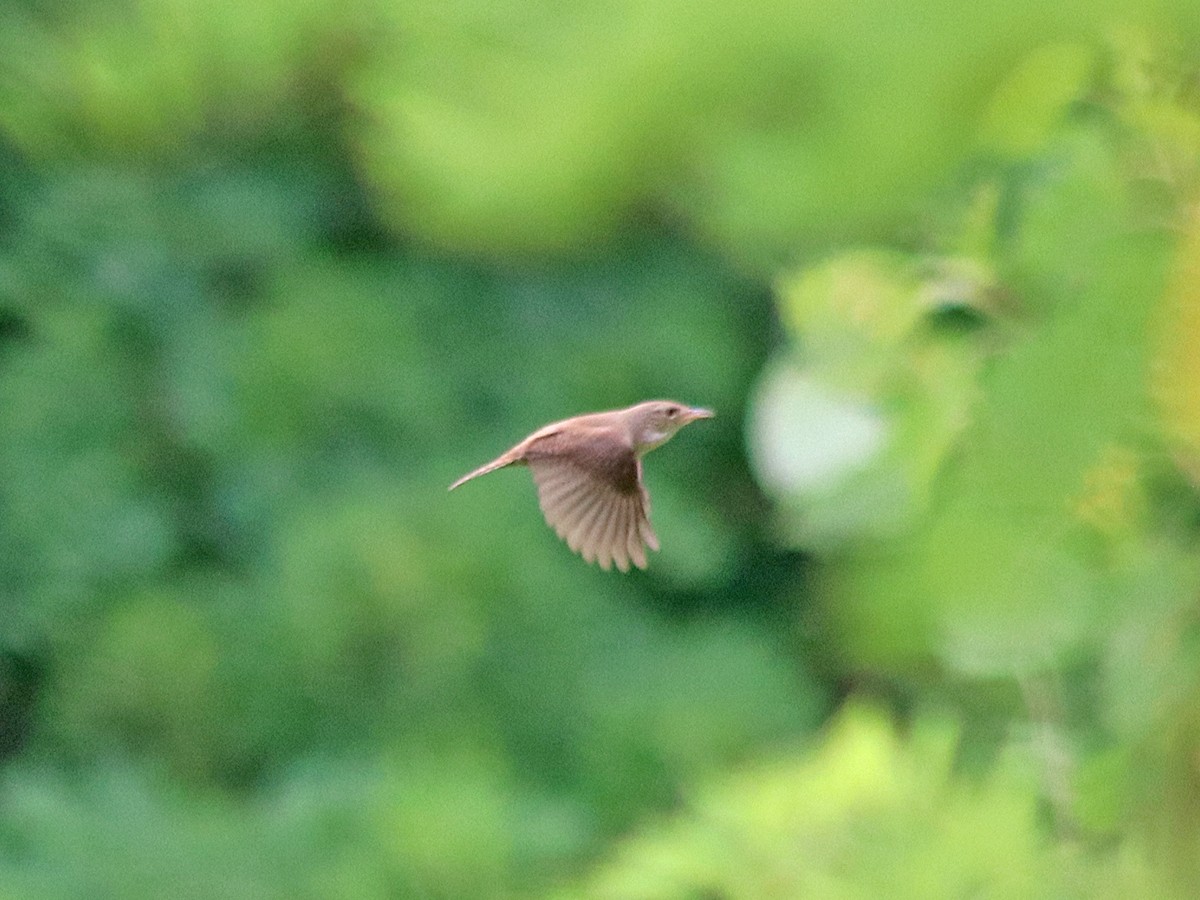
683 406 714 422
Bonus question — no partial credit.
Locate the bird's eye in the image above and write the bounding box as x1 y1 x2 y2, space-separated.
666 406 679 418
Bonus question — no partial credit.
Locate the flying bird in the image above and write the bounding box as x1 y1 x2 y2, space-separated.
449 400 713 571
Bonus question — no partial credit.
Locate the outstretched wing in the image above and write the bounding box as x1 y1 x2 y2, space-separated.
526 435 659 572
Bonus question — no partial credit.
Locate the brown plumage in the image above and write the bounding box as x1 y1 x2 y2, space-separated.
449 400 713 571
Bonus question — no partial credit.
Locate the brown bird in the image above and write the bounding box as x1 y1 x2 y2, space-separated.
449 400 714 571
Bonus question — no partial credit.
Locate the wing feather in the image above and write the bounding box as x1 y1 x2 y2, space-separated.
528 446 658 571
609 498 633 572
547 481 595 530
637 485 660 553
578 487 617 564
627 508 647 570
596 498 624 571
540 477 582 506
564 491 605 550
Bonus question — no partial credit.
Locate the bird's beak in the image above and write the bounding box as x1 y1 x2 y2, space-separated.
684 406 715 422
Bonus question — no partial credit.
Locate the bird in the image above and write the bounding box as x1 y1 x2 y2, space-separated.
449 400 714 571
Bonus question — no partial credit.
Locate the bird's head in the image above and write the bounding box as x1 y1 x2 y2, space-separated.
625 400 714 453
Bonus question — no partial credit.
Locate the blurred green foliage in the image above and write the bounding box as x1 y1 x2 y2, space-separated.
562 705 1178 899
2 0 1200 897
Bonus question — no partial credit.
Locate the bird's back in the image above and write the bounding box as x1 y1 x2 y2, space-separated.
523 424 640 495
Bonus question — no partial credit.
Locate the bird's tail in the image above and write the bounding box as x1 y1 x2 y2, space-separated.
448 451 520 490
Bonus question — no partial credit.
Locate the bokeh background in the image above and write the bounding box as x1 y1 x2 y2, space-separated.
3 0 1200 897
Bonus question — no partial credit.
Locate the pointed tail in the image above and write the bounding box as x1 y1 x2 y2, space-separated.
448 452 520 490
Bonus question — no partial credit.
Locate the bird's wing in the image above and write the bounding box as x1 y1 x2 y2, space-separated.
527 435 659 572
